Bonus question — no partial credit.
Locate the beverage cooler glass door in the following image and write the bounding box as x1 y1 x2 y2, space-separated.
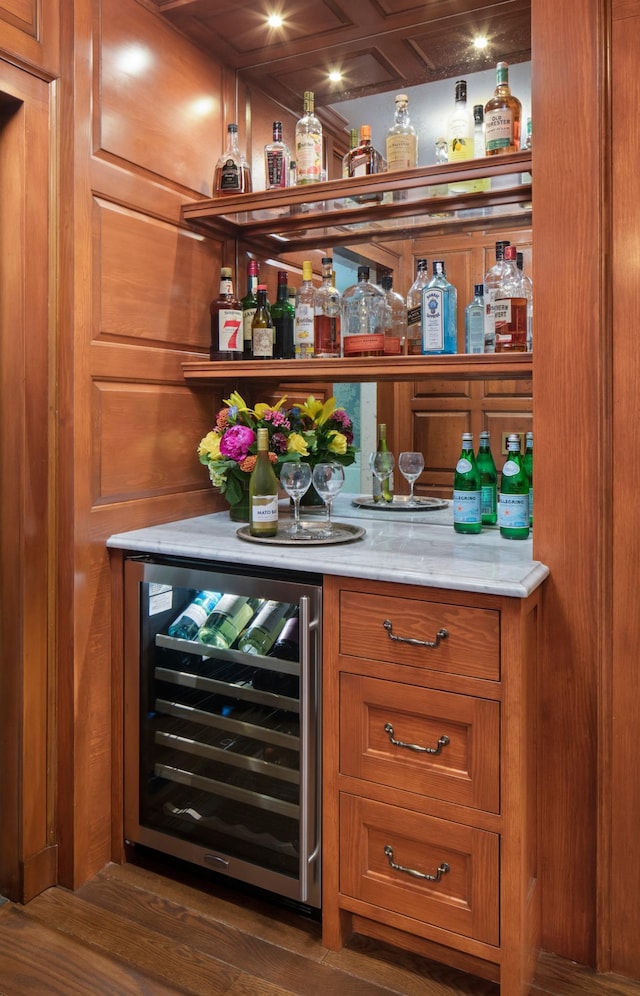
123 556 322 909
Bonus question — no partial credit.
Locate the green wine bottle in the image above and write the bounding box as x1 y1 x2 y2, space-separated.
249 426 279 537
453 431 482 534
373 423 394 504
523 430 533 526
236 600 293 655
476 430 498 525
498 433 530 539
197 594 261 649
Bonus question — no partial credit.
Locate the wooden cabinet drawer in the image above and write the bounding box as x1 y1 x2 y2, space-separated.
339 590 500 681
340 674 500 813
340 794 499 944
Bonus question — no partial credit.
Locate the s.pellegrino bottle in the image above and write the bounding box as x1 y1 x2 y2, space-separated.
422 260 457 354
167 590 222 641
236 600 293 656
476 431 498 525
373 422 394 504
197 595 262 650
249 427 279 537
523 431 533 526
498 434 530 539
453 432 482 534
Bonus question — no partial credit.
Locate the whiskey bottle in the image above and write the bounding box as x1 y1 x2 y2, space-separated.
313 257 341 358
453 432 482 534
379 274 407 355
386 93 417 171
447 80 473 193
517 251 534 351
498 434 530 539
236 600 293 656
167 591 223 641
464 284 485 354
340 266 385 358
264 121 290 190
346 125 384 177
476 431 498 525
213 123 252 195
209 267 243 361
295 91 323 184
406 258 429 356
241 259 260 359
484 62 522 156
483 240 511 354
421 260 457 355
251 286 274 360
198 595 262 649
271 270 295 360
294 261 315 358
249 427 279 537
494 245 528 352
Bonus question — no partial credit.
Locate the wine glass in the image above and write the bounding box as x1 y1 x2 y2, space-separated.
279 461 312 536
398 451 425 506
370 451 395 504
311 463 345 538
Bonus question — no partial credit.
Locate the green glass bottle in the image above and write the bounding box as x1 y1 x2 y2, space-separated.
249 426 279 537
241 259 259 359
476 430 498 525
453 432 482 534
197 594 261 649
373 423 394 504
271 270 295 359
498 433 530 539
236 600 294 656
523 430 533 526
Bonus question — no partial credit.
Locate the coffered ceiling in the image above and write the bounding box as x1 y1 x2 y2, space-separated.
151 0 531 111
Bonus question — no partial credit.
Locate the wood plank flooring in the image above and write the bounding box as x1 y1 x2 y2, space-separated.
0 857 639 995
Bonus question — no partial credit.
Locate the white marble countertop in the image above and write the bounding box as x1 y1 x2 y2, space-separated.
107 494 548 598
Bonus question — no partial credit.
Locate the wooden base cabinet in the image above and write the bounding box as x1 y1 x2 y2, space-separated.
322 575 542 994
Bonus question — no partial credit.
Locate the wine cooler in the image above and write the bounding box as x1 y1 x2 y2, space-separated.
123 555 323 908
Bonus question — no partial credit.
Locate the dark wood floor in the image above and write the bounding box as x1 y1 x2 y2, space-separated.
1 857 639 995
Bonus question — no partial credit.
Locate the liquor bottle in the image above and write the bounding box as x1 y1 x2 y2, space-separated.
271 270 295 359
167 590 223 641
471 104 490 193
340 266 385 358
251 286 274 360
447 80 473 194
386 93 418 172
421 260 457 355
346 124 384 177
342 128 358 178
453 432 482 534
198 594 262 650
209 267 243 361
406 258 429 355
264 121 290 190
494 245 528 352
249 426 279 537
294 261 315 358
523 431 533 526
379 274 407 355
314 257 341 358
295 91 323 185
498 433 530 539
516 251 534 351
484 62 522 156
476 431 498 525
521 116 533 183
483 240 511 354
373 422 394 503
236 600 292 655
213 123 252 196
288 160 297 187
241 259 260 359
464 283 485 354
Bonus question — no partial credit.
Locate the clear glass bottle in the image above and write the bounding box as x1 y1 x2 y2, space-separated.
167 591 223 641
209 266 242 361
453 432 482 534
241 259 259 359
523 430 533 526
494 245 528 352
373 422 394 503
340 265 385 358
314 257 341 358
197 595 261 649
421 260 457 355
517 251 534 351
271 270 295 360
379 274 407 355
385 93 418 171
295 90 323 184
213 123 252 196
476 430 498 525
236 600 292 655
264 120 290 190
249 427 279 537
464 283 485 354
342 128 359 178
251 286 274 360
294 261 315 358
498 433 530 539
447 80 473 194
406 258 429 355
346 124 384 177
483 240 511 354
471 104 490 193
484 62 522 156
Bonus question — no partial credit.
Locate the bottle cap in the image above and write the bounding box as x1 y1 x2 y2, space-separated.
504 246 517 261
277 270 288 283
433 259 445 274
417 258 427 270
473 104 484 124
257 284 267 290
248 260 259 275
227 123 238 133
360 125 372 142
357 265 370 280
380 274 392 291
220 266 233 277
322 256 333 266
462 432 473 443
474 283 484 296
302 260 313 280
395 93 408 103
455 80 467 102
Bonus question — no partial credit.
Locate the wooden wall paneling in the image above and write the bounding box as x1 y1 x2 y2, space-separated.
0 0 59 77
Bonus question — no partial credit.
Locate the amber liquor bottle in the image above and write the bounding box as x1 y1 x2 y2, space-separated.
484 62 522 156
210 267 242 360
213 123 252 195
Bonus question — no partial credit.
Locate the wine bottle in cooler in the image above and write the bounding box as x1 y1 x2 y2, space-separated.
197 595 262 649
498 434 530 539
453 432 482 534
167 590 223 641
249 427 279 537
269 609 300 662
476 430 498 525
236 600 293 656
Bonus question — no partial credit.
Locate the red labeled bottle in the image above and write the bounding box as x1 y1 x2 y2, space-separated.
210 267 243 361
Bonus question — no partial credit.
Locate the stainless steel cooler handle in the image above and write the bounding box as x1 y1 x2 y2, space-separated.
299 594 318 903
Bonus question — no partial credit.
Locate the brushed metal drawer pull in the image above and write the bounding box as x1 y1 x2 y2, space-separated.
383 619 448 649
384 845 450 883
384 723 450 755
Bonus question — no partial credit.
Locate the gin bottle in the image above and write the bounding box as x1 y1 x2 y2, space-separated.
464 284 485 354
167 591 223 641
498 434 530 539
476 431 497 525
198 595 262 649
295 91 323 184
385 93 418 171
406 258 429 356
313 257 341 358
453 432 482 534
421 260 457 354
340 266 385 358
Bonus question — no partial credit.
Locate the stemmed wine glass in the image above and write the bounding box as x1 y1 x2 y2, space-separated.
280 461 312 537
398 451 425 506
370 451 395 504
311 463 345 538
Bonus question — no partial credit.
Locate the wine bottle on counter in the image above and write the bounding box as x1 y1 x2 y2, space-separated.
372 423 394 504
167 591 222 641
249 427 279 537
197 595 262 649
453 432 482 534
236 600 293 656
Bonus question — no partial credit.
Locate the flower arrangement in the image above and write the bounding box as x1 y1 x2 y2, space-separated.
198 391 356 506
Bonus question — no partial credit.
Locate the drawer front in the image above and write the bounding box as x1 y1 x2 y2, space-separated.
340 673 500 813
339 590 500 681
340 794 499 944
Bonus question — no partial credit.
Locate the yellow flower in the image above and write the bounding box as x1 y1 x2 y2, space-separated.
254 396 287 419
327 430 347 455
287 432 310 457
224 390 249 413
300 395 336 426
198 430 222 461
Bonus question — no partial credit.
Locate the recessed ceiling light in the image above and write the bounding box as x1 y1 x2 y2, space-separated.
473 35 489 50
328 70 343 83
267 13 283 28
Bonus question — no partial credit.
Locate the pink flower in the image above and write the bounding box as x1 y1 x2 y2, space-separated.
220 425 255 462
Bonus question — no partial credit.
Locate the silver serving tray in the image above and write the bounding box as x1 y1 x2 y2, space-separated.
352 495 448 511
236 523 366 546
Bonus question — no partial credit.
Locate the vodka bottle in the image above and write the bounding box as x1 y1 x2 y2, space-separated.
264 121 290 190
213 123 252 195
421 260 457 355
464 283 485 354
346 125 384 177
494 246 528 352
198 595 262 649
342 128 358 178
447 80 473 194
517 251 534 351
209 267 242 361
251 286 273 360
379 274 407 355
295 91 323 184
271 270 295 360
483 240 511 354
406 258 429 356
341 266 385 358
386 93 417 171
372 422 394 503
167 591 223 641
453 432 482 534
249 427 279 537
476 430 498 525
236 600 292 656
241 259 259 358
294 262 315 358
314 257 341 358
484 62 522 156
523 431 533 526
498 434 530 539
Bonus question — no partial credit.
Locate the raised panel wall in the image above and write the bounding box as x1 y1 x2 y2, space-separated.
0 0 59 76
